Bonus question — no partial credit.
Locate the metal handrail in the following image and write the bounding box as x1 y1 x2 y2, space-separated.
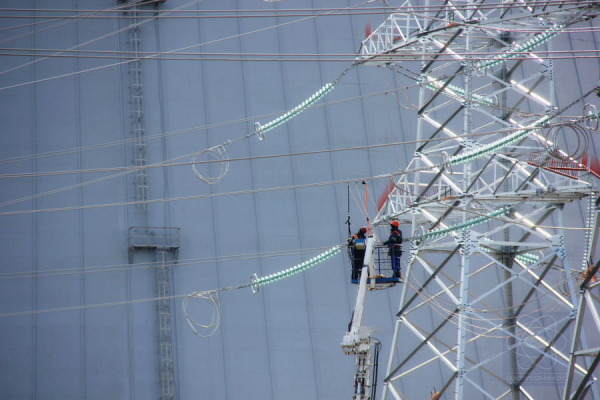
350 245 402 278
128 227 181 248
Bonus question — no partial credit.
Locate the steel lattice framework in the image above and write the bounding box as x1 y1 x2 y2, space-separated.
357 1 600 399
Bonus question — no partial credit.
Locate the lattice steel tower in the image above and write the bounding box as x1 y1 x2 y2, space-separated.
357 1 600 399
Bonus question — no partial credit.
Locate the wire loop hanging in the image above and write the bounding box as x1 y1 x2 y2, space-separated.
192 145 230 184
182 291 222 338
538 122 589 161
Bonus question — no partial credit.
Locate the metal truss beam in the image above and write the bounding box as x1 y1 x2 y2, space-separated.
386 308 459 380
397 246 460 317
563 261 600 399
513 256 558 317
517 320 574 387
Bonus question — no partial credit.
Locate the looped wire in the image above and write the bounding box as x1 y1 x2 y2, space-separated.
532 250 545 270
182 291 221 338
538 122 590 161
192 145 229 185
390 175 403 191
490 94 499 107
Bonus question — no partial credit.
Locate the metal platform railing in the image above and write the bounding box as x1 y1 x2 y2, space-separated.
128 227 180 263
349 245 402 282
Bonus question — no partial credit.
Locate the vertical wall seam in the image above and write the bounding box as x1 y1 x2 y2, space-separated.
196 10 229 399
235 2 275 399
116 8 136 399
72 2 86 397
30 1 37 398
307 2 355 397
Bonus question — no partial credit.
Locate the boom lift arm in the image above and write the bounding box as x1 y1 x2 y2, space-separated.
342 236 377 400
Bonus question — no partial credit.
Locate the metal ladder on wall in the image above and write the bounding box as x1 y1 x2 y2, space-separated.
128 227 180 400
156 250 175 400
123 0 174 396
126 1 148 210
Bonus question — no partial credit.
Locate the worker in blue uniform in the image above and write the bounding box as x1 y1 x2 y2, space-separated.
348 226 367 279
383 221 402 278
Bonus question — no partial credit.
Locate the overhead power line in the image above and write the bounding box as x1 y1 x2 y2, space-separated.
0 172 402 217
0 292 192 318
0 127 559 180
1 167 596 221
0 62 558 169
0 245 343 319
1 0 597 90
0 0 376 91
5 48 600 58
0 1 594 14
0 246 335 281
1 53 600 63
0 0 203 78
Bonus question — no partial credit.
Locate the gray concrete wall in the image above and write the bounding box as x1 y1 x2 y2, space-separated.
0 1 599 399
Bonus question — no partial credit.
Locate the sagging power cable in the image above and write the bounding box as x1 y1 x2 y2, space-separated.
183 245 341 337
0 245 342 321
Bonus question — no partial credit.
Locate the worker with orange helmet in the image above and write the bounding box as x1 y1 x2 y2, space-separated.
351 226 367 241
383 220 403 278
348 226 368 279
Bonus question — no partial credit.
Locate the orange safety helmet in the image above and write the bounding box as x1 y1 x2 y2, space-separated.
390 220 399 228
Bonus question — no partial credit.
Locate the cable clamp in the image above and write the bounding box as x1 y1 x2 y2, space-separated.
475 62 487 78
583 103 599 131
441 151 453 175
254 122 265 141
250 273 260 293
414 226 426 246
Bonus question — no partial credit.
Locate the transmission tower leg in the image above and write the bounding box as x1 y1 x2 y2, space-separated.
560 208 600 400
381 252 416 400
503 251 521 400
455 240 472 400
455 9 474 399
381 8 431 397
